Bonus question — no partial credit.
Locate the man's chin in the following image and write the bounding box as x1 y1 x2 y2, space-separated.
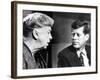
73 45 80 49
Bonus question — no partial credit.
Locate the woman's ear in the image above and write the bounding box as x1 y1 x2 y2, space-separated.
32 29 39 40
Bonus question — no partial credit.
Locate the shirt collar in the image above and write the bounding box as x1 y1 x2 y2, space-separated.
77 47 87 57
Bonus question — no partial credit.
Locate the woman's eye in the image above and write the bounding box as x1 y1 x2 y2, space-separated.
48 32 50 34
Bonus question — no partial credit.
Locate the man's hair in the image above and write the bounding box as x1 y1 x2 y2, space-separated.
71 19 90 34
23 12 54 37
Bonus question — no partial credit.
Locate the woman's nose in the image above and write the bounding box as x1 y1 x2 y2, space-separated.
49 33 52 40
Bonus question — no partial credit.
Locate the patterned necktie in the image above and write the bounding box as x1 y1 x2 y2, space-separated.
79 52 84 66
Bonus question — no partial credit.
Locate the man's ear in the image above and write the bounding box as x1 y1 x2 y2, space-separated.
85 34 89 41
32 29 39 39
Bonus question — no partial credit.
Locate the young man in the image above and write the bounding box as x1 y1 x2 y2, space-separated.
23 12 54 69
58 20 90 67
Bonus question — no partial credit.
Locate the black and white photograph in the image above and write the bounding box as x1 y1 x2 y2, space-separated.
11 1 97 78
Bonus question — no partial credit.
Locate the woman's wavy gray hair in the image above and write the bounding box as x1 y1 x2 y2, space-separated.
23 12 54 37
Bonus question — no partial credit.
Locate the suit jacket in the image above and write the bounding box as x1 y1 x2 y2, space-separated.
58 45 91 67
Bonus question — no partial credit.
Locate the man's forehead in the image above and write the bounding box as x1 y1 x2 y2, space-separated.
72 26 84 32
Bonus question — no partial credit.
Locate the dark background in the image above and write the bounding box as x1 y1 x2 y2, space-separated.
23 10 91 68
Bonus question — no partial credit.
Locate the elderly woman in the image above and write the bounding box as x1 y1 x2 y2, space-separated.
23 12 54 69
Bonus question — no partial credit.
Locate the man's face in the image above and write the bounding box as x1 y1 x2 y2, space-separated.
72 26 89 49
37 27 52 48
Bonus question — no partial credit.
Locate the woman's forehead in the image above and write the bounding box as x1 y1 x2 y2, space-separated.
42 27 51 30
37 27 51 32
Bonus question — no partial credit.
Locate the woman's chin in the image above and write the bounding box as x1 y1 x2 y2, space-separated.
43 44 48 49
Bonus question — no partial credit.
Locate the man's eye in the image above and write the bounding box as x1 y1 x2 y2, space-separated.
77 34 79 37
77 33 81 37
72 33 80 37
72 33 75 36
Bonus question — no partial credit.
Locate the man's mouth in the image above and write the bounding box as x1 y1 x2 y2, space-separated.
73 42 79 44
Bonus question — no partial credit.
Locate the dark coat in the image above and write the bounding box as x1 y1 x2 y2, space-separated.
58 45 91 67
23 43 49 69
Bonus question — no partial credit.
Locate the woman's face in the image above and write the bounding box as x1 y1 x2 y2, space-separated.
36 27 52 48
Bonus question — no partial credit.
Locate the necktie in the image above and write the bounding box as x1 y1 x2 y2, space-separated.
79 52 84 66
